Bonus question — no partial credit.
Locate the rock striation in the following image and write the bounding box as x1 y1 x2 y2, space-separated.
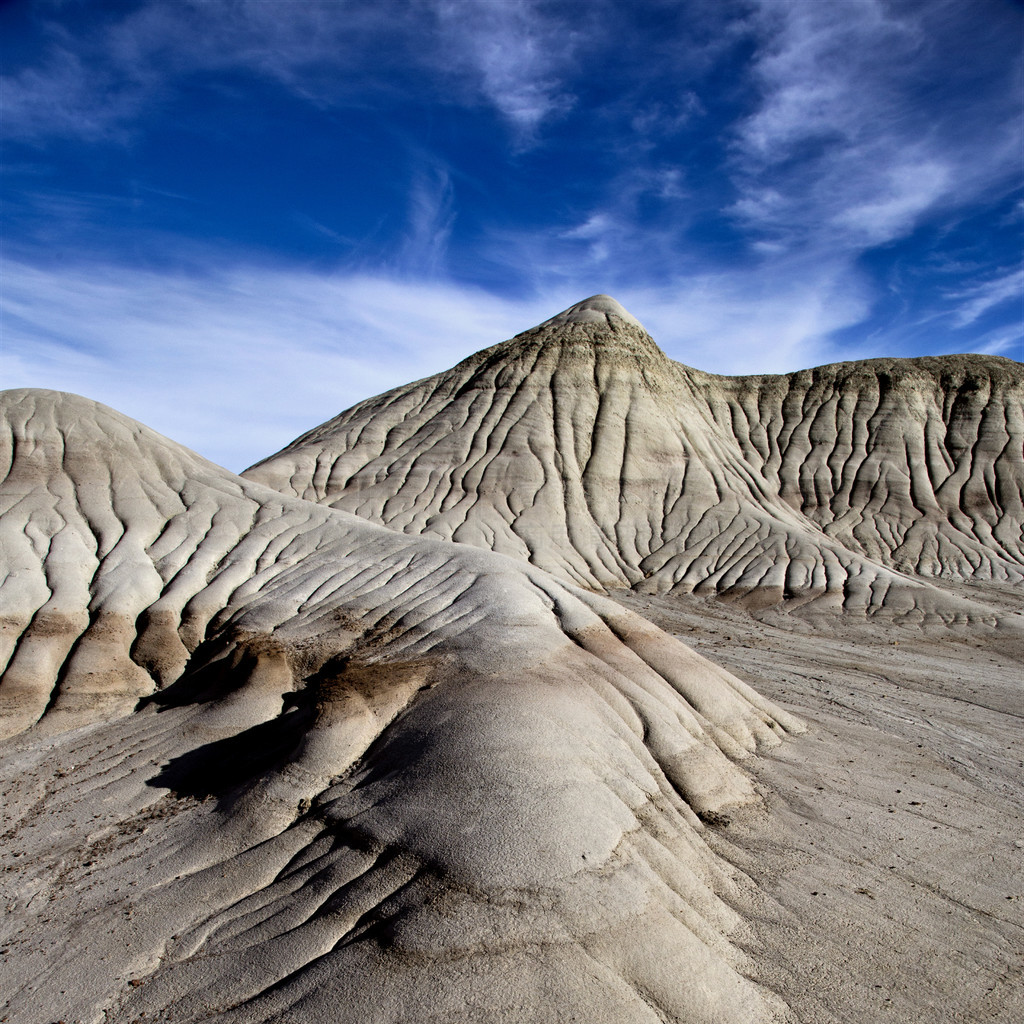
246 296 1024 619
1 294 1020 1024
0 386 801 1023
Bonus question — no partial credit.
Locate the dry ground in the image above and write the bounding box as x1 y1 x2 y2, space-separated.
615 585 1024 1024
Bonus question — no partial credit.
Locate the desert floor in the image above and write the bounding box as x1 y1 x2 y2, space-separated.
615 586 1024 1024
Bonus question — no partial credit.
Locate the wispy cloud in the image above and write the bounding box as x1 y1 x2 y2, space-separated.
730 0 1022 254
1 0 584 144
1 250 879 474
398 165 456 276
0 259 563 470
737 0 916 163
430 0 586 138
972 329 1022 359
947 269 1023 328
1 44 148 142
618 257 875 375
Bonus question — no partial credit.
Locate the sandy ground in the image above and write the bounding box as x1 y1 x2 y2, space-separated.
615 586 1024 1024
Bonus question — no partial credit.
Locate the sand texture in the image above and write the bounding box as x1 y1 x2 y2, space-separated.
614 588 1023 1024
1 296 1021 1023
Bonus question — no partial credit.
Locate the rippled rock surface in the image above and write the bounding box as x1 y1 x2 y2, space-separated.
247 296 1023 618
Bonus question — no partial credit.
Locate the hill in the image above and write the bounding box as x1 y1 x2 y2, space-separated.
246 296 1024 620
0 386 800 1023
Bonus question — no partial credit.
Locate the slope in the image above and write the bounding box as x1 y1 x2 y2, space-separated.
0 387 802 1024
244 296 1024 619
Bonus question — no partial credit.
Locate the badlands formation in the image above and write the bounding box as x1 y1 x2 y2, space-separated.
1 295 1021 1023
247 296 1023 614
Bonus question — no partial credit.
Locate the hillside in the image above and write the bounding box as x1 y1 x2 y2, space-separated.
246 296 1024 619
1 296 1021 1024
0 387 800 1024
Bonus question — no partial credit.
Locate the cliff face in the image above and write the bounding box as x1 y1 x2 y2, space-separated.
246 296 1024 616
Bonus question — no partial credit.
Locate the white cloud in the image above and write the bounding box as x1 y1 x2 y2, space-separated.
973 330 1023 359
560 212 616 263
475 191 879 375
730 0 1022 254
2 0 584 144
831 160 951 246
629 93 704 139
947 269 1023 328
431 0 582 137
738 0 912 162
398 166 456 276
0 260 563 471
0 45 148 142
1 253 881 478
617 258 874 375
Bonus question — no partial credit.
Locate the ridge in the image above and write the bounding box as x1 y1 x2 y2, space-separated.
243 300 1024 612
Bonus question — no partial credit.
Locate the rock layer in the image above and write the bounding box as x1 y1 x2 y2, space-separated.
246 296 1024 617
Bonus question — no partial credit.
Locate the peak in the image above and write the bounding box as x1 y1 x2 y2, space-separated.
539 294 645 331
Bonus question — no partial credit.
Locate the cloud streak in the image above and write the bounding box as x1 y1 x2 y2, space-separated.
1 0 587 144
729 0 1022 254
431 0 585 138
398 165 457 276
1 252 891 472
0 259 561 470
947 269 1023 329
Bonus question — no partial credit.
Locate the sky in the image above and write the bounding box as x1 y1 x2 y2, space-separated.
2 0 1022 470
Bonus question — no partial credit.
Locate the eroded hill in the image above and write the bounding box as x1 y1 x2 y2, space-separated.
246 296 1023 619
0 387 800 1024
1 294 1021 1024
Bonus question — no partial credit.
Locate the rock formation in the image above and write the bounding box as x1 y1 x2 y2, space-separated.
246 296 1023 619
1 295 1020 1024
0 387 800 1023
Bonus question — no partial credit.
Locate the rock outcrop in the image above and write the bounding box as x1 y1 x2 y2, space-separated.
246 296 1024 618
0 387 800 1024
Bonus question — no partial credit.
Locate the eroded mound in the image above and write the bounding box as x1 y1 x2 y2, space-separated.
0 387 801 1023
245 297 1023 620
3 293 1019 1023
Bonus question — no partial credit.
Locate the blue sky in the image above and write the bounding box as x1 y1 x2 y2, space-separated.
2 0 1021 470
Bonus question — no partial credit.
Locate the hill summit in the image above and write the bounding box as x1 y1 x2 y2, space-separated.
245 296 1024 620
538 292 647 329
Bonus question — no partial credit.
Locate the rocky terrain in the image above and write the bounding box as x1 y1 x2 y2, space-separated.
1 296 1021 1023
247 296 1023 613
